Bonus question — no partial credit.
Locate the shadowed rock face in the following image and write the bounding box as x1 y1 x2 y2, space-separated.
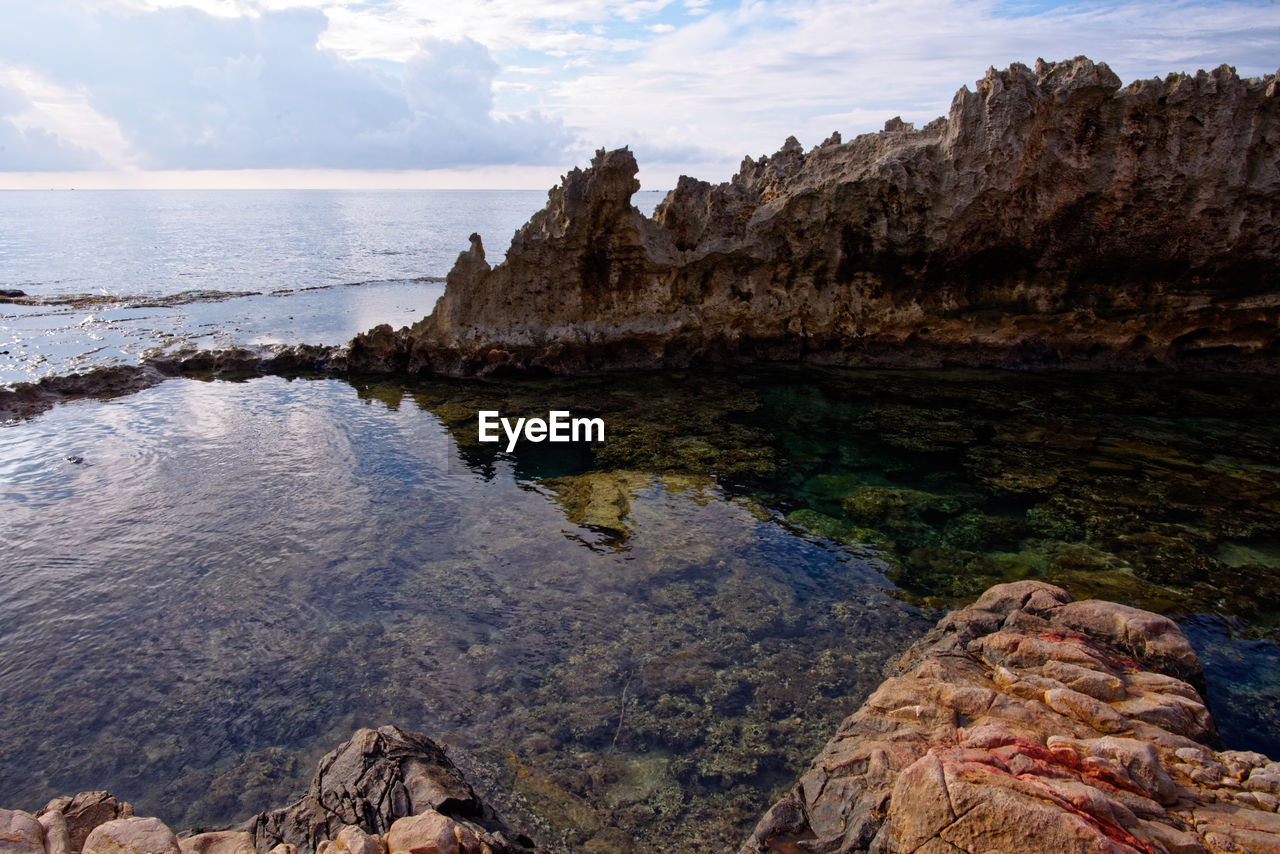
350 57 1280 376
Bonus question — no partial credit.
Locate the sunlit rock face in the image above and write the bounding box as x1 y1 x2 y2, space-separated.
350 57 1280 376
741 581 1280 854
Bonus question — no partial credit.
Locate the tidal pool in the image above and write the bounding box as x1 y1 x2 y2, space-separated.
2 366 1278 852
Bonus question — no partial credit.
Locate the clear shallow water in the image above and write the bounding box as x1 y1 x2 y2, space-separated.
0 373 928 852
2 367 1280 852
0 190 668 383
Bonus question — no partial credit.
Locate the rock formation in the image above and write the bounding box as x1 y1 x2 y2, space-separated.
741 580 1280 854
0 366 166 422
0 347 339 422
350 57 1280 376
1 727 536 854
239 726 534 854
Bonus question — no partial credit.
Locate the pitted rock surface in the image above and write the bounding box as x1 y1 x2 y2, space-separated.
350 57 1280 377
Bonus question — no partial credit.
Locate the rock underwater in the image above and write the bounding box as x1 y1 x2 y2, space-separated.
348 56 1280 377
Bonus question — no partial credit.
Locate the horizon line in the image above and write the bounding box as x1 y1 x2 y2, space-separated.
0 165 704 192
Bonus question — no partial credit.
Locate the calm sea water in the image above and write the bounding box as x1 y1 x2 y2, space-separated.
1 192 1279 853
0 190 668 383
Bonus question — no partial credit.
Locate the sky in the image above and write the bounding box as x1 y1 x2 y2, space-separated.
0 0 1277 189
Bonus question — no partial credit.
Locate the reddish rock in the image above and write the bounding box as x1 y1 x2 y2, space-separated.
741 580 1280 854
178 832 256 854
0 810 44 854
82 818 180 854
385 812 488 854
314 827 381 854
39 793 134 854
37 810 70 854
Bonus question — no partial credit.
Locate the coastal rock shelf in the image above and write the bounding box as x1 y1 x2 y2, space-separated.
743 581 1280 854
350 56 1280 376
6 584 1279 854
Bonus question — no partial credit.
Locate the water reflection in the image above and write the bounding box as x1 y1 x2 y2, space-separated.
0 374 921 852
1 366 1279 853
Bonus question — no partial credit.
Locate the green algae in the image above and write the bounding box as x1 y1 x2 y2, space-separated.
384 365 1280 632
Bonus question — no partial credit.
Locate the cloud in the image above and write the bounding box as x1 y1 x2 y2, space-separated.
539 0 1280 180
0 70 126 170
0 2 568 170
1 0 1277 178
394 37 570 166
0 115 106 171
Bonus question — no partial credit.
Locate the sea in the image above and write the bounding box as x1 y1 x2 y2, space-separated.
1 190 1279 852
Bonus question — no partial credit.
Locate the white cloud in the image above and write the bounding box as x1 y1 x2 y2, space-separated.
0 65 135 170
538 0 1280 180
0 2 568 170
0 0 1277 181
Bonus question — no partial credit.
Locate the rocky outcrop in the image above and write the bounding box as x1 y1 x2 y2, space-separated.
350 57 1280 376
741 580 1280 854
240 725 533 854
0 347 349 422
7 728 535 854
0 366 166 422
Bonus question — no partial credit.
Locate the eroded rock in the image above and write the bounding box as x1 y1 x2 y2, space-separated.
741 580 1280 854
0 367 165 422
241 726 532 854
350 58 1280 377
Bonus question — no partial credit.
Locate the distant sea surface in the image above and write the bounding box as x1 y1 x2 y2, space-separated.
0 189 668 383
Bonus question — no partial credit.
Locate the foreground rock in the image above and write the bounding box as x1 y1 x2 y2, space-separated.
12 728 535 854
8 585 1280 854
241 725 534 854
742 580 1280 854
351 57 1280 376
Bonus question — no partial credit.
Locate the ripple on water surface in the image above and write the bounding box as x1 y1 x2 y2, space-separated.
3 367 1280 852
0 374 927 852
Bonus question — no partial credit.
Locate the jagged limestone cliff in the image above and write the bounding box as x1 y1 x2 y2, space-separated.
349 56 1280 376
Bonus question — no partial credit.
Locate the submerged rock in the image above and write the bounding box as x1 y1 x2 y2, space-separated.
741 580 1280 854
7 581 1280 853
350 57 1280 376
